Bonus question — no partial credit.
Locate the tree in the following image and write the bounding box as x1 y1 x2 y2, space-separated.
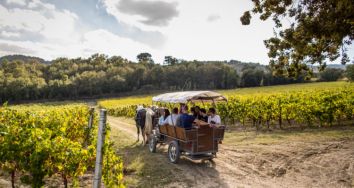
137 53 154 64
241 68 264 87
241 0 354 78
0 53 306 102
345 64 354 81
319 68 344 81
164 56 178 65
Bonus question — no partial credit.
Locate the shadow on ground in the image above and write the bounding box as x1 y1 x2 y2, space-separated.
111 128 228 188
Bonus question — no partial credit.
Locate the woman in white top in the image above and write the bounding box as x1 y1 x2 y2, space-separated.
158 108 170 125
163 107 179 126
207 107 221 126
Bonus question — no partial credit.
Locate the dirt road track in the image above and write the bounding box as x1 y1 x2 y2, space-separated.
107 116 137 139
107 116 354 188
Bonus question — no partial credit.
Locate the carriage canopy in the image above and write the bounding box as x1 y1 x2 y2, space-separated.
152 91 227 104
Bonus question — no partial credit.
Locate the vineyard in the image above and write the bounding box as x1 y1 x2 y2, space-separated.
99 96 152 118
0 104 123 187
99 82 354 128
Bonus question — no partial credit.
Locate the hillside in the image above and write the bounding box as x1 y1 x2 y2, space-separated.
0 55 50 64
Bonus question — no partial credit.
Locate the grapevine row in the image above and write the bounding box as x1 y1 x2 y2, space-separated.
0 104 123 187
101 88 354 128
217 88 354 128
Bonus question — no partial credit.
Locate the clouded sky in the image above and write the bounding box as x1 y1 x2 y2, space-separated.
0 0 352 64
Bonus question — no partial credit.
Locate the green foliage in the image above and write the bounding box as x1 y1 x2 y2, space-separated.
346 64 354 81
0 104 124 187
0 55 48 64
241 0 354 77
164 56 178 65
241 69 264 87
0 55 246 103
219 88 354 128
99 96 151 118
100 82 354 128
137 52 154 64
319 68 344 81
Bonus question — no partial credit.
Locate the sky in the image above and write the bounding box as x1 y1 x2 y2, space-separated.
0 0 352 64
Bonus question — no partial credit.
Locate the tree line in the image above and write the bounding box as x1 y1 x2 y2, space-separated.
0 53 352 103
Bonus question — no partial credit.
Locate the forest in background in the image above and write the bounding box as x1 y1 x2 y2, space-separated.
0 54 350 103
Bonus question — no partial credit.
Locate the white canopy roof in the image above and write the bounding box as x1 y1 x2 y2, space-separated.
152 91 227 103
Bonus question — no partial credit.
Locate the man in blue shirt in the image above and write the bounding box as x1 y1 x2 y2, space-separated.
176 105 195 129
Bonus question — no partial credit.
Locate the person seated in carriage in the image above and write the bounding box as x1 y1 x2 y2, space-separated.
163 107 179 126
191 106 202 119
207 107 221 127
176 105 195 129
199 108 208 123
158 108 170 126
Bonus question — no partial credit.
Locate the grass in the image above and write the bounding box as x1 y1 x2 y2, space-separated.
109 123 183 188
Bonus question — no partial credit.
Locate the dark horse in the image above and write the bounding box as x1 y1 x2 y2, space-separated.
134 106 162 144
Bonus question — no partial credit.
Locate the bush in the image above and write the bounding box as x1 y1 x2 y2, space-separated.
319 68 344 81
345 64 354 81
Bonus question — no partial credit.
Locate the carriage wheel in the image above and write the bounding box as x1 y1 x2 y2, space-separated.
168 141 180 163
149 136 157 153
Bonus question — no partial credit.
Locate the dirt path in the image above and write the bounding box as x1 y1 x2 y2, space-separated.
107 117 354 188
107 116 137 139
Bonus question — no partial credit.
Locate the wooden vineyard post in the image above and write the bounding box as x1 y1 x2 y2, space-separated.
84 107 95 147
93 109 107 188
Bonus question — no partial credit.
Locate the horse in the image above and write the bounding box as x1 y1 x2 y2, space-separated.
135 106 162 144
135 106 146 143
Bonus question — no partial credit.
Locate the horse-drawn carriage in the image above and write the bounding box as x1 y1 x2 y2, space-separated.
148 91 226 163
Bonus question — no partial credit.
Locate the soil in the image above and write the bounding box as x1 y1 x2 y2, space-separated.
175 140 354 188
108 116 354 188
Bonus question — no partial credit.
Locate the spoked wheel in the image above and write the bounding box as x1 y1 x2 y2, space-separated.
168 141 180 163
149 136 157 153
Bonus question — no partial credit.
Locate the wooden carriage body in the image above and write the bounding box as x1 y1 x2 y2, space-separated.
158 124 225 155
149 91 227 163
